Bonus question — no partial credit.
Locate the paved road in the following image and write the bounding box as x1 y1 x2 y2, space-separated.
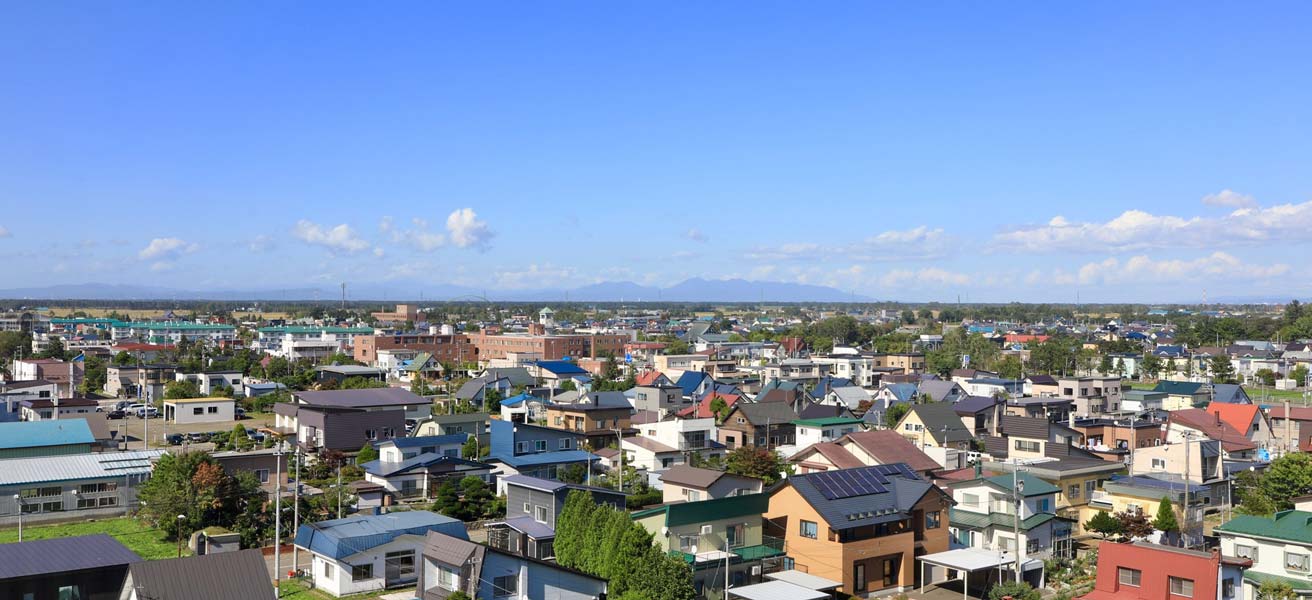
262 545 312 579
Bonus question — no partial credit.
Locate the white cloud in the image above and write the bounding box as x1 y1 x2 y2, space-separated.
379 216 394 233
138 237 199 260
743 242 819 261
1202 189 1257 209
0 226 10 238
446 208 494 250
373 247 386 258
292 221 371 253
880 267 971 288
493 263 577 289
993 199 1312 253
391 217 446 251
745 226 950 262
149 261 175 272
1075 252 1289 285
683 228 709 243
248 235 274 253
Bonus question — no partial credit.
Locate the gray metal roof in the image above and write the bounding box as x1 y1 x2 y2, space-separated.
787 464 942 530
0 534 140 580
125 549 272 600
294 387 424 408
0 449 163 486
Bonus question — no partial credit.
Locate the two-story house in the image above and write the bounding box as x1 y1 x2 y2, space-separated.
296 511 469 597
764 464 953 595
947 472 1074 585
789 430 941 477
659 465 763 503
1216 499 1312 599
1166 409 1259 461
360 434 492 501
791 417 865 450
274 388 430 453
634 493 786 599
1154 381 1212 411
1079 541 1249 600
484 421 597 494
417 530 608 600
894 402 974 450
486 474 626 561
624 416 724 472
718 402 799 450
631 384 686 415
544 391 635 450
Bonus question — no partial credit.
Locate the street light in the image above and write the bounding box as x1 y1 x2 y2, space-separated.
176 514 186 557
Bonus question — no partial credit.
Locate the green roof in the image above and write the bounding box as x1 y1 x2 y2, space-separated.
258 326 373 334
949 507 1058 532
792 417 864 427
118 322 235 330
978 472 1061 497
1153 381 1206 395
632 493 770 527
1216 511 1312 544
1243 571 1312 592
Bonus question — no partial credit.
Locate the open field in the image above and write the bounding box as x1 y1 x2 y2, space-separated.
0 516 185 560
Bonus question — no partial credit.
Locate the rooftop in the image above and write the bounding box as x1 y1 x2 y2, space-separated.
0 534 141 580
0 419 95 450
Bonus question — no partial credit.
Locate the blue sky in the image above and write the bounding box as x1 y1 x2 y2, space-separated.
1 3 1310 302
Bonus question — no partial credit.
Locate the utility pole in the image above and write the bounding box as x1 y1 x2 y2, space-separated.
614 427 624 492
292 447 301 578
1183 435 1192 548
337 463 343 519
1013 461 1025 583
273 444 283 597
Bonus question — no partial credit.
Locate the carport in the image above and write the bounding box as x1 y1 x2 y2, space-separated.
917 548 1040 600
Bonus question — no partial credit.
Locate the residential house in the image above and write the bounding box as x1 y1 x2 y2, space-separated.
1121 390 1167 412
361 435 491 502
872 352 926 374
417 530 608 600
0 535 142 600
412 412 490 444
825 385 872 411
947 472 1074 584
544 391 635 449
954 396 1004 436
963 378 1025 399
105 364 177 401
791 417 865 449
1154 381 1212 411
120 548 274 600
789 430 941 477
1212 384 1254 405
1167 409 1260 461
528 360 592 389
9 358 85 397
273 388 429 453
1216 499 1312 599
632 384 686 415
634 494 786 599
1079 541 1248 600
1269 406 1312 457
894 402 974 450
499 392 545 424
765 464 953 595
1026 375 1060 397
1126 439 1229 519
315 365 388 386
1071 414 1167 464
1055 376 1125 417
0 380 58 421
296 511 469 597
1207 403 1273 449
718 402 799 450
624 417 724 472
659 465 764 503
0 449 163 526
764 359 829 386
487 474 626 561
161 397 236 424
1005 397 1074 422
918 379 967 404
173 370 243 396
485 421 596 493
212 447 286 496
634 370 675 388
1089 474 1213 545
17 395 99 422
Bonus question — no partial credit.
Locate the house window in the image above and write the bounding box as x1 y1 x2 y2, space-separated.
1170 577 1195 597
323 562 333 579
252 469 270 484
208 406 218 414
535 506 549 523
1223 578 1236 598
534 440 547 452
1286 552 1310 572
1067 484 1081 499
1037 499 1051 512
727 523 745 548
365 429 377 441
737 417 746 424
1027 538 1039 553
1234 544 1257 560
1119 567 1141 587
926 510 941 529
962 493 980 508
558 438 572 450
678 535 698 552
1152 458 1166 470
554 416 563 426
351 563 373 581
523 502 531 514
492 575 518 597
595 420 606 429
800 520 818 539
687 490 701 502
193 407 204 415
1014 440 1040 453
1085 480 1097 494
435 565 459 591
515 442 529 453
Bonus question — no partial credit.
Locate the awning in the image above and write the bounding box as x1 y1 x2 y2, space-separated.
918 548 1040 572
764 570 842 591
728 580 829 600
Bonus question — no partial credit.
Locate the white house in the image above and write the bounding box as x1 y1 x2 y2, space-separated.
946 472 1073 586
162 397 236 424
295 512 469 597
791 417 864 450
1215 499 1312 599
175 371 243 396
624 416 723 472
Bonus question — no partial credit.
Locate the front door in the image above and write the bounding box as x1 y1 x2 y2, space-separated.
882 555 901 588
854 563 867 593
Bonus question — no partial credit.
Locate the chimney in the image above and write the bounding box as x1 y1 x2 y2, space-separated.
991 399 1002 437
1215 411 1222 427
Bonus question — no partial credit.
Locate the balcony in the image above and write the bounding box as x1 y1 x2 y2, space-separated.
734 536 786 561
1089 490 1113 508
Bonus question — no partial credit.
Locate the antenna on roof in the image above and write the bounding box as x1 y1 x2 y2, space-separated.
341 283 347 309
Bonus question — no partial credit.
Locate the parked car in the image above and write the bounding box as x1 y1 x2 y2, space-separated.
133 406 159 419
234 407 247 419
105 409 126 420
166 433 185 445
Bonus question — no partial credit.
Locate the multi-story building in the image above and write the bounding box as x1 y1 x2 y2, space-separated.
0 450 163 526
635 494 786 599
1079 541 1248 600
255 325 373 360
111 321 237 345
486 474 626 561
273 388 428 453
624 417 724 471
10 358 84 397
469 330 628 363
174 370 243 396
543 391 635 450
872 352 926 374
484 421 597 493
765 464 952 595
947 472 1074 583
1216 499 1312 599
353 332 474 366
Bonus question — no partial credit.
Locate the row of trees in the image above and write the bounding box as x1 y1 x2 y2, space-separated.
554 491 695 600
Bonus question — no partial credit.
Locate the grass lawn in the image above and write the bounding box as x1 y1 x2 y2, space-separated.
279 580 413 599
0 516 185 560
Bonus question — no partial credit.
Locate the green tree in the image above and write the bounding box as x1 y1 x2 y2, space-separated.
1116 509 1155 539
988 581 1041 600
1234 469 1277 516
996 355 1023 380
725 446 786 484
883 402 911 429
164 379 201 400
356 442 378 464
609 524 656 596
1084 510 1122 539
1258 580 1298 600
558 463 588 484
461 436 479 459
79 354 107 396
1210 355 1237 384
558 380 577 392
0 331 30 364
1140 354 1163 381
230 424 252 451
1098 354 1113 375
709 397 729 423
1255 368 1278 387
1152 495 1180 533
37 336 68 360
1293 365 1310 388
1259 452 1312 511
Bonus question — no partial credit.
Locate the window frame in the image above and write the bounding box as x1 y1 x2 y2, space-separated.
351 563 373 582
1170 576 1194 598
800 520 818 539
1118 567 1142 587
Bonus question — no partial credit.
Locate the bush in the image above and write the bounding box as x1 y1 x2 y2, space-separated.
989 581 1041 600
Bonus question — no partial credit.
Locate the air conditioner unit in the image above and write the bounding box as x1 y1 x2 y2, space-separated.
701 525 713 535
751 566 762 576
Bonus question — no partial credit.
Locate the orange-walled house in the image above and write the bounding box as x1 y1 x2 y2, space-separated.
765 464 953 596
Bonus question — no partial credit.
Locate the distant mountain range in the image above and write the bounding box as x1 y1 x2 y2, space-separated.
0 278 874 303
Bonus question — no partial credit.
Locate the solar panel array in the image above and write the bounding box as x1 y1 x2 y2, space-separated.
808 463 919 500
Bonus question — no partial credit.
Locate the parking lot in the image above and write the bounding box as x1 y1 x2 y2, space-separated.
117 411 278 449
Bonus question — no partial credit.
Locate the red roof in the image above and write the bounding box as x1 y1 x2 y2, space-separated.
676 392 739 419
112 343 175 352
635 371 667 386
1168 408 1256 452
1004 334 1050 344
1205 403 1260 435
1079 542 1228 600
791 442 864 470
1268 406 1312 422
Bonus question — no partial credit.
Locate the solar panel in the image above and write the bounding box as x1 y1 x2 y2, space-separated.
810 467 891 500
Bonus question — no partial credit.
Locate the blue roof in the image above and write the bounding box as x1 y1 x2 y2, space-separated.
361 453 489 477
676 371 710 397
500 392 535 407
811 376 853 397
488 449 599 468
536 360 588 376
386 434 468 449
884 383 918 403
0 419 94 450
487 420 596 469
501 515 555 539
295 512 467 560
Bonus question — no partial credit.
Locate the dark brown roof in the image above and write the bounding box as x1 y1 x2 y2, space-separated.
659 465 759 489
125 549 272 600
843 430 941 473
793 442 864 469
